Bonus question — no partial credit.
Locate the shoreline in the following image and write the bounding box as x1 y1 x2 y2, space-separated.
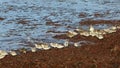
0 20 120 68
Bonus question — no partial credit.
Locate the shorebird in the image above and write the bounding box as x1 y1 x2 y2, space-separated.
31 47 37 52
66 30 78 38
80 31 90 37
89 25 95 33
74 42 81 47
105 28 116 33
0 55 6 59
19 48 27 54
117 25 120 29
75 28 85 33
104 26 117 33
35 43 43 49
0 50 8 56
103 28 110 32
41 43 51 50
89 25 97 37
64 40 69 47
110 26 117 30
50 43 64 48
56 44 64 49
50 43 58 48
89 32 96 37
98 30 106 35
96 34 104 39
0 50 8 59
9 51 17 56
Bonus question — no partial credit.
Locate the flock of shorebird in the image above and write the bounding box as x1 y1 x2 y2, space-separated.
0 25 120 59
67 25 120 39
0 40 69 59
0 50 17 59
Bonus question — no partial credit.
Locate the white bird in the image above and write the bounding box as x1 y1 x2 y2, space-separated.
9 51 17 56
89 32 96 37
66 30 78 38
98 30 106 35
80 31 90 37
19 48 27 54
0 50 8 59
56 44 64 49
117 25 120 29
50 43 58 48
64 40 69 47
74 43 81 47
89 25 94 33
41 43 51 50
75 28 85 33
105 29 116 33
0 55 6 59
110 26 117 30
31 47 36 52
0 50 8 56
96 34 104 39
35 44 43 49
50 43 64 48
